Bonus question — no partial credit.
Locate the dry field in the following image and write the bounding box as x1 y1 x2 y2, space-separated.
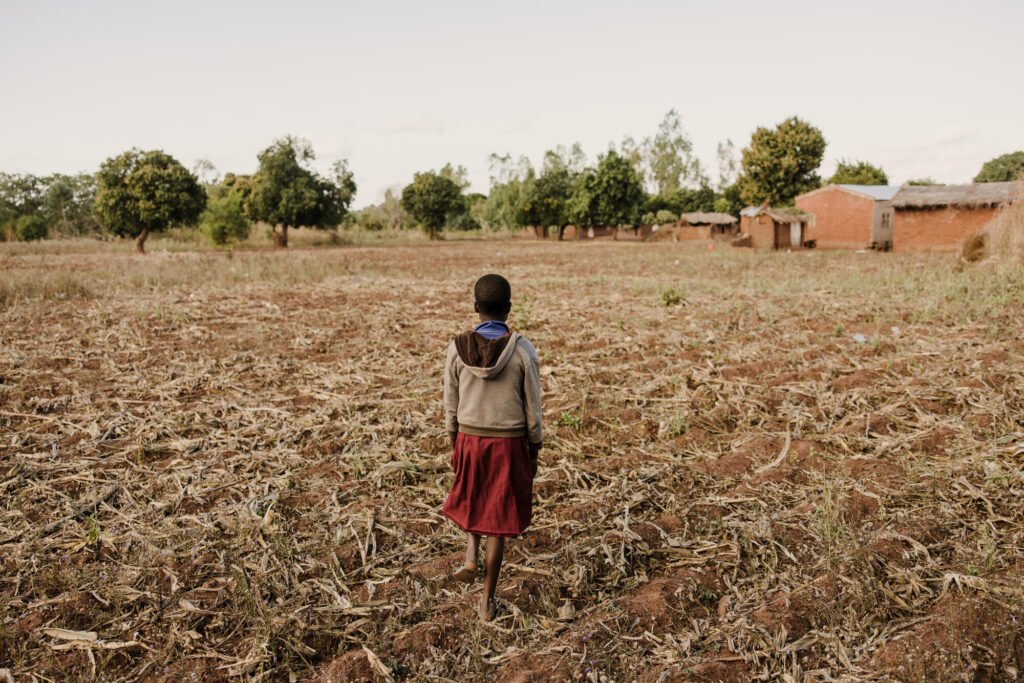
1 240 1023 682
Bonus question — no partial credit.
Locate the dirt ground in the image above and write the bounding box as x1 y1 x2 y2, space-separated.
1 240 1023 682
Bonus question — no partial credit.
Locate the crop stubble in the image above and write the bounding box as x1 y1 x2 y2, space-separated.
1 241 1023 681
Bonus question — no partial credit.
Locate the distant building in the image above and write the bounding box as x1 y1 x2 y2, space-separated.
678 212 739 240
796 185 899 250
889 182 1021 252
796 181 1021 252
738 206 812 250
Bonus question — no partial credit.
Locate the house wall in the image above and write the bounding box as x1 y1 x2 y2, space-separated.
745 215 777 249
893 206 999 251
797 188 874 249
674 224 712 241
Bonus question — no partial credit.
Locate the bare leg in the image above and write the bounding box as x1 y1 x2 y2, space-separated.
480 536 505 620
465 533 480 569
451 533 480 583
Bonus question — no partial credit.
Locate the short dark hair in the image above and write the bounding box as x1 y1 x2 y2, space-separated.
474 273 511 317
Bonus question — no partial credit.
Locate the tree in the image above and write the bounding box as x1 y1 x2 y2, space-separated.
906 178 939 186
439 163 471 190
829 159 888 185
738 117 827 206
352 188 407 231
714 182 744 216
974 151 1024 183
201 184 250 245
0 173 45 231
544 144 587 175
641 209 679 225
41 174 101 237
247 136 357 248
192 159 221 186
716 140 740 191
94 149 205 253
531 165 574 238
647 184 716 216
482 154 535 231
643 109 705 195
568 150 645 228
400 170 463 240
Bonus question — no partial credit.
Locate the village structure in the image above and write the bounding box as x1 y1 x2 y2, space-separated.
544 180 1020 253
796 181 1021 252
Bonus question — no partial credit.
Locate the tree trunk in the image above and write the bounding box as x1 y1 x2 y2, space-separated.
429 226 437 241
273 225 289 249
135 228 149 254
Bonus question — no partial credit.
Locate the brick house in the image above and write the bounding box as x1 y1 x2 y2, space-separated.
889 182 1021 252
796 185 899 250
738 206 812 250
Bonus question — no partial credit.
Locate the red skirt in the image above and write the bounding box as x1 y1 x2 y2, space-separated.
443 433 533 537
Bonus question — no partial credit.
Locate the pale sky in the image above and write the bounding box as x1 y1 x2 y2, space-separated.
2 0 1022 207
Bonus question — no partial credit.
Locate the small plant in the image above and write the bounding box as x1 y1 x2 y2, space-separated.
511 295 533 330
666 414 687 438
558 410 582 430
85 513 102 554
661 286 685 307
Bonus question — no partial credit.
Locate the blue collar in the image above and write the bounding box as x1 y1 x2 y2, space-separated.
474 320 510 340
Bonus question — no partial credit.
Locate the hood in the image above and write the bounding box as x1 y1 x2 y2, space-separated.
454 331 520 380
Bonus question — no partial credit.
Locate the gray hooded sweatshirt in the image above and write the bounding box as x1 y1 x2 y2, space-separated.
443 330 543 446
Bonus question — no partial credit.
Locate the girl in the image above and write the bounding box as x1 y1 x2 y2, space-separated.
441 274 543 621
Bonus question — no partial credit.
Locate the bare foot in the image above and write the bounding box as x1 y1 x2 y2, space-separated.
479 597 500 622
450 563 478 584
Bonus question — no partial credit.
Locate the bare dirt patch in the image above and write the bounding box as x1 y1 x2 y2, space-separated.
1 242 1022 680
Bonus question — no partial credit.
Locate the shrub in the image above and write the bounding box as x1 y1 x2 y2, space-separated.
201 190 250 245
14 214 48 241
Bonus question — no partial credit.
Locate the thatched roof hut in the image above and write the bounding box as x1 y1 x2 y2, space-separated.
892 182 1022 209
678 212 737 226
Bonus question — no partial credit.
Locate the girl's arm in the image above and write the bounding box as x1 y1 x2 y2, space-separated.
443 342 460 448
524 351 543 453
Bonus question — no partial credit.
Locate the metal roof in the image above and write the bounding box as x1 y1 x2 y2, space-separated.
837 185 900 201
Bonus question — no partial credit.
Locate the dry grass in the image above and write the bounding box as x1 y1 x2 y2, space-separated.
1 241 1023 682
981 198 1024 264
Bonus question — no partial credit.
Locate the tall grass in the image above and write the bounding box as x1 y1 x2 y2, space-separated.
983 194 1024 263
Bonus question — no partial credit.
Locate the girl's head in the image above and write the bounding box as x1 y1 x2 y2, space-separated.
474 274 511 320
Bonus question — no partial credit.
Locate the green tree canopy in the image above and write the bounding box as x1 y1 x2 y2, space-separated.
41 173 101 237
643 109 705 195
530 165 573 235
13 214 48 241
94 149 205 253
738 116 827 206
568 150 645 228
352 188 408 231
0 173 46 231
829 159 888 186
482 154 535 231
906 178 939 186
974 151 1024 183
247 136 356 247
400 170 464 240
201 183 251 245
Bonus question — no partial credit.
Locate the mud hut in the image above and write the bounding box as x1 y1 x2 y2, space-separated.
737 206 812 250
